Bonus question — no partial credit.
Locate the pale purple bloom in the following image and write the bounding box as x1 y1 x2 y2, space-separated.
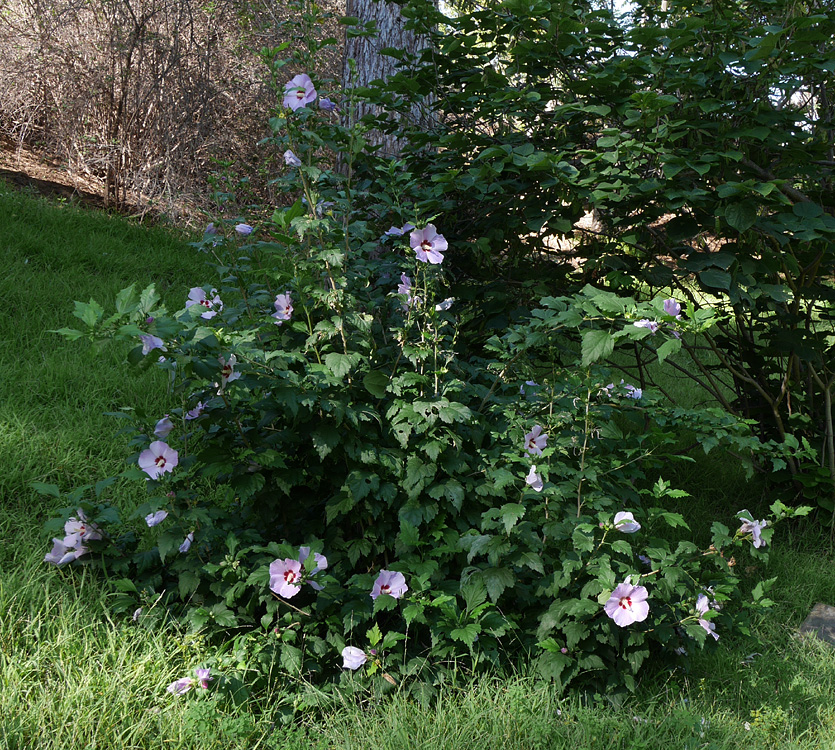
341 646 367 670
738 511 768 548
525 465 543 492
46 509 99 565
696 594 719 641
634 319 659 334
319 97 338 112
218 354 241 390
284 149 302 167
204 223 218 235
664 299 682 318
624 383 642 399
44 537 83 566
145 510 168 527
185 401 205 420
604 581 650 627
638 554 651 567
606 380 642 399
179 532 194 554
410 224 447 264
194 668 213 689
166 677 193 695
613 511 641 534
272 293 293 325
186 287 223 320
370 569 408 600
298 547 328 573
283 74 317 110
269 558 303 598
140 334 166 356
235 223 254 235
132 607 143 621
523 425 548 455
435 297 454 312
138 441 179 480
397 273 412 297
64 509 102 545
385 222 416 237
154 415 173 439
396 273 420 310
298 546 328 590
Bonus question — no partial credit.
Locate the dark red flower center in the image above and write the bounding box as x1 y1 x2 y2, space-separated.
619 596 632 610
381 584 391 594
155 456 167 468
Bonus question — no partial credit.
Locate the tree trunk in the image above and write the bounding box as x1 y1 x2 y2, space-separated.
342 0 432 157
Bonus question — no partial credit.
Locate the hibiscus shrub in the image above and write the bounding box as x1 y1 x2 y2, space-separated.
41 53 812 700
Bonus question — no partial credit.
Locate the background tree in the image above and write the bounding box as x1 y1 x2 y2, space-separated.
342 0 435 156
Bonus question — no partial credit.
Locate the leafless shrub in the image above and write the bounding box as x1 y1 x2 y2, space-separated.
0 0 342 221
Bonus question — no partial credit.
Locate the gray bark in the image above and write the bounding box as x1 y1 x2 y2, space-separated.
342 0 432 157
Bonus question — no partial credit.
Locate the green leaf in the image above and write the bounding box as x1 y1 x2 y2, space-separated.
138 284 160 314
188 608 211 631
450 622 480 646
113 578 138 593
311 424 340 459
403 456 436 498
51 327 85 341
30 482 61 498
581 330 615 366
724 201 758 232
792 201 823 219
157 532 181 563
73 299 104 329
210 603 237 628
363 370 389 398
367 623 382 647
324 352 356 380
115 284 139 315
372 593 400 614
179 570 200 599
476 567 515 602
626 646 649 674
537 650 571 683
499 503 526 534
656 337 681 364
347 470 380 502
516 551 545 574
563 620 588 649
280 644 303 673
698 269 732 290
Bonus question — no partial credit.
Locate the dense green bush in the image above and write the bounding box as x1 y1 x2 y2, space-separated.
40 0 813 702
352 0 835 505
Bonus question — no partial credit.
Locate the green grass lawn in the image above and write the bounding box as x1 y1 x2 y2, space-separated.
3 181 835 749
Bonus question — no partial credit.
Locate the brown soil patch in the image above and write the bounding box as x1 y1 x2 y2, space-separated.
0 136 114 210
